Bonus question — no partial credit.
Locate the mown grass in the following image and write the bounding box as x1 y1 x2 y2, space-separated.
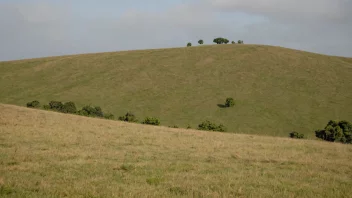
0 45 352 137
0 104 351 197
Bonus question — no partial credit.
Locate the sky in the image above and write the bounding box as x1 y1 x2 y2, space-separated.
0 0 351 61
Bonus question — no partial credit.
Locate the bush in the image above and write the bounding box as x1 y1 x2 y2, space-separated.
104 113 115 120
187 42 192 47
118 112 138 122
225 98 235 107
198 120 226 132
43 105 50 110
198 40 204 45
80 105 104 118
315 120 352 143
142 117 160 126
26 100 40 108
238 40 244 44
187 124 192 129
61 101 77 114
289 131 304 139
49 101 64 111
231 41 236 44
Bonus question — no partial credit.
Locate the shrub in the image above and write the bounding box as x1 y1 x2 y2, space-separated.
61 101 77 114
198 40 204 45
315 120 351 143
187 42 192 47
198 120 226 132
77 109 89 116
43 105 50 110
80 105 104 118
238 40 244 44
289 131 304 139
142 117 160 126
26 100 40 108
225 98 235 107
187 124 192 129
104 113 115 120
118 112 138 122
49 101 64 111
231 41 236 44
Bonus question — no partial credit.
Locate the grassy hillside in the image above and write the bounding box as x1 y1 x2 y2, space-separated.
1 45 352 137
0 104 351 197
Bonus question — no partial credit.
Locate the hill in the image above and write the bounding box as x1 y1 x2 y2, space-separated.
0 44 352 137
0 104 351 197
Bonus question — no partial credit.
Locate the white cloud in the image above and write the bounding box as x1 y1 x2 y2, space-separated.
209 0 351 23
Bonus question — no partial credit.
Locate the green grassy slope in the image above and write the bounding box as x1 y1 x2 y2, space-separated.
1 44 352 137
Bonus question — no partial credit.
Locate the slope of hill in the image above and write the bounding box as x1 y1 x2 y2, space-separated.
0 45 352 137
0 104 351 197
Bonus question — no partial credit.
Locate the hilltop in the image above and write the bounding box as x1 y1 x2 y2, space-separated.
0 104 351 197
1 44 352 137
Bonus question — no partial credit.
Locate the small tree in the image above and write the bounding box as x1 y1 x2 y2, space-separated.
231 41 236 44
26 100 41 108
213 37 230 44
49 101 64 111
79 105 104 118
225 98 235 107
118 112 138 122
187 42 192 47
61 101 77 114
198 40 204 45
238 40 244 44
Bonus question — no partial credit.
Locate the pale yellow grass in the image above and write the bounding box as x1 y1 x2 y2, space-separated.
0 104 351 197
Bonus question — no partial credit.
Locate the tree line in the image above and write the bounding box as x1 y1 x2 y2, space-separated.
187 37 244 47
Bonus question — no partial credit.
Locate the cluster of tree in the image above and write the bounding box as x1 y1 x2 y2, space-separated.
117 112 160 125
27 100 163 125
27 100 115 119
315 120 352 144
187 38 244 47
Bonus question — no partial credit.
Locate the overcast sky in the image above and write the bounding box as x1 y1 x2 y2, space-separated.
0 0 351 61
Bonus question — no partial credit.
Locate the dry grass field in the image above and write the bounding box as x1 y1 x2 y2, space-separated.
1 45 352 137
1 104 351 197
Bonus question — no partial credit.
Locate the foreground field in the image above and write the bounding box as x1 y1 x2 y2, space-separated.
1 45 352 137
1 104 351 197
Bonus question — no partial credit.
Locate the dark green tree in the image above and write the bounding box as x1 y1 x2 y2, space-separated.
26 100 41 108
198 40 204 45
225 98 235 107
118 112 138 122
315 120 352 143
